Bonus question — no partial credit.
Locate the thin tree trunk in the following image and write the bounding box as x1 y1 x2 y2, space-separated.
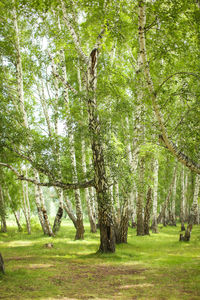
34 179 48 234
169 170 177 226
53 189 64 234
35 171 54 236
21 181 31 234
6 190 23 232
63 194 77 228
180 167 186 231
81 139 96 233
152 159 159 233
137 158 144 236
190 175 200 225
25 171 31 234
0 186 7 233
144 187 152 235
115 197 129 244
13 210 23 232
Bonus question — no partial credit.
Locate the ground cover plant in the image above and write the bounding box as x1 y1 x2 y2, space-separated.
1 222 200 300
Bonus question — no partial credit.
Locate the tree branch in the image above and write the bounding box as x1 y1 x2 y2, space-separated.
0 163 94 190
156 72 200 95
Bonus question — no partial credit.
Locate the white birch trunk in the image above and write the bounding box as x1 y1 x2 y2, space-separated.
152 159 159 233
13 1 28 128
34 181 47 234
34 170 54 236
21 181 31 234
63 194 77 228
171 170 177 226
191 175 200 224
180 167 186 230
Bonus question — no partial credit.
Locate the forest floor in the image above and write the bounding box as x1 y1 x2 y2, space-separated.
0 221 200 300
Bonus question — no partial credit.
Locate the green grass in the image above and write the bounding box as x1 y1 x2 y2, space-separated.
0 222 200 299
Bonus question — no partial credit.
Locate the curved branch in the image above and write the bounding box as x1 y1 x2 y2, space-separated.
156 72 200 95
0 163 94 190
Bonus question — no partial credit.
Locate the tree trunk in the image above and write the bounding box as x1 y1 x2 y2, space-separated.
169 170 177 226
74 189 84 240
144 187 152 235
53 188 64 234
180 167 186 231
60 1 115 252
63 194 78 228
115 198 129 244
190 175 200 225
0 253 5 274
82 139 96 233
34 180 48 234
21 181 31 235
151 159 159 233
35 172 54 236
0 186 7 233
136 158 144 236
87 48 115 252
13 210 23 232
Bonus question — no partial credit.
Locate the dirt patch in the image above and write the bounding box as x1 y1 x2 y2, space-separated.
119 283 154 289
28 263 54 269
50 263 147 290
91 265 146 277
6 256 35 262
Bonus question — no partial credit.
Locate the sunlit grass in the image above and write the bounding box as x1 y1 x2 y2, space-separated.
0 221 200 299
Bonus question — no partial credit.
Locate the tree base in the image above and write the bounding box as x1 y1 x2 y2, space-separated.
98 224 115 253
0 253 5 274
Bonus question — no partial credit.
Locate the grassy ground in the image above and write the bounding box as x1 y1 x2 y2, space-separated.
0 222 200 300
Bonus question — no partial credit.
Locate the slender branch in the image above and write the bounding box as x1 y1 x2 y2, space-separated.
0 163 94 190
156 72 200 95
5 145 56 180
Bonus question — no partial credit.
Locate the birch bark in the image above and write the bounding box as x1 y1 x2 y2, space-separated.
152 159 159 233
170 170 177 226
191 175 200 224
180 167 186 231
21 181 31 234
137 158 144 235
